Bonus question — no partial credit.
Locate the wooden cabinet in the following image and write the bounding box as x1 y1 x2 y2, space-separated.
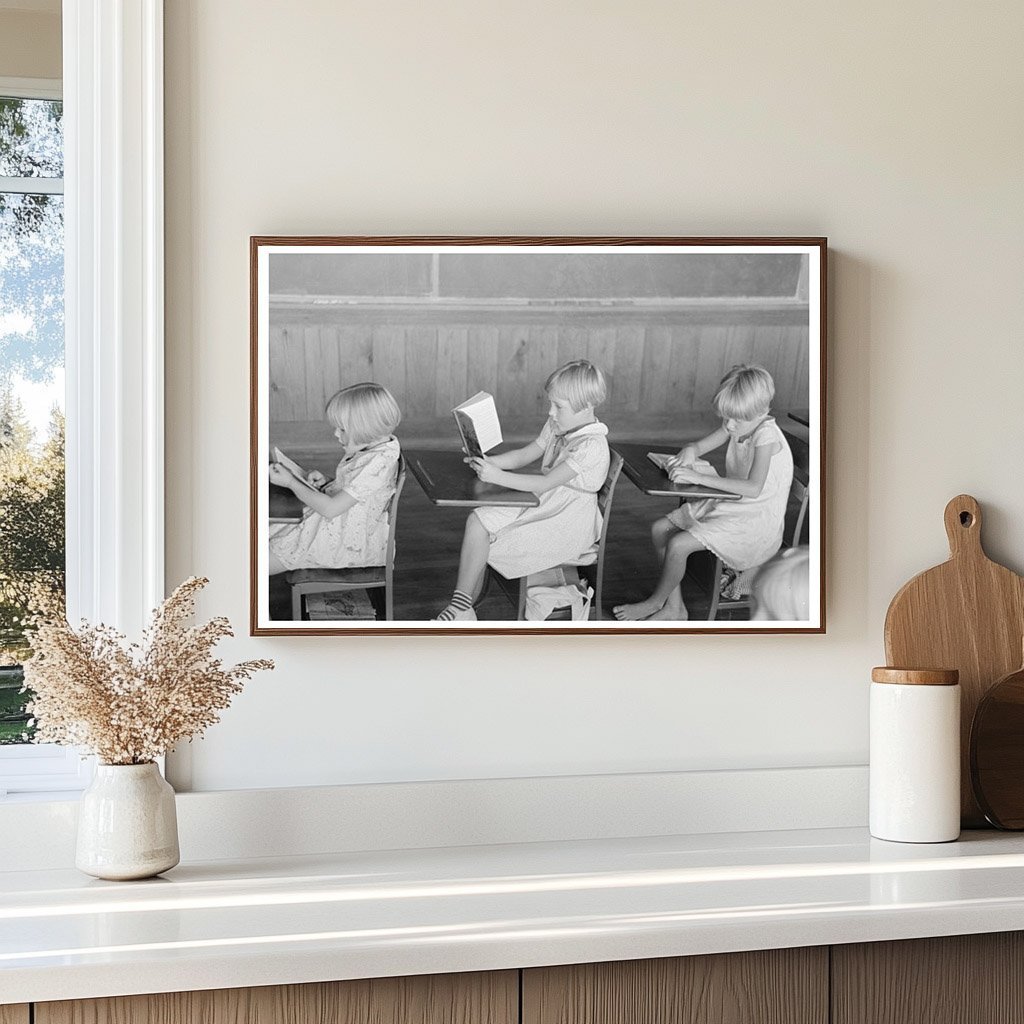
832 932 1024 1024
35 971 518 1024
522 948 828 1024
18 933 1024 1024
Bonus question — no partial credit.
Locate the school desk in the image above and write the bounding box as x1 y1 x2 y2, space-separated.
406 449 540 508
788 408 810 427
268 453 341 523
270 483 304 523
613 443 743 501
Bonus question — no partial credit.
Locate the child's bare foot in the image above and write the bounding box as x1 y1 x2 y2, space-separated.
613 597 665 621
646 603 687 621
648 594 688 621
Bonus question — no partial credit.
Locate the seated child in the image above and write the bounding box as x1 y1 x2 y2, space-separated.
268 383 401 574
614 364 793 621
434 360 611 622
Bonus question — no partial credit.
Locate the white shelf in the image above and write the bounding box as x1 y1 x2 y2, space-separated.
4 826 1024 1004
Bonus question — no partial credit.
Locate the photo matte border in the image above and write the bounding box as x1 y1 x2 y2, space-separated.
250 236 827 636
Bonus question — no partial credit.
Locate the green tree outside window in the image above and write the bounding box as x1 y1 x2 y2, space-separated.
0 94 65 743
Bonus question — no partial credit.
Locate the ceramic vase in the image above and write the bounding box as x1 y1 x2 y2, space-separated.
76 762 180 880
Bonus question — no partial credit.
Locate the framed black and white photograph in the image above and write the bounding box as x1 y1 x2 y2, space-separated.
250 237 825 635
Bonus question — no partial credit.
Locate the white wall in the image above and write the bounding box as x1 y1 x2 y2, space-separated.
164 0 1024 791
0 9 60 80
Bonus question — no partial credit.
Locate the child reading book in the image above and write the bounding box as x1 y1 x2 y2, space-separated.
614 364 793 621
268 383 401 575
434 360 611 621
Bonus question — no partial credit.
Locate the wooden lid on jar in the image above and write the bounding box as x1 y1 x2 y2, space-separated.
871 667 960 686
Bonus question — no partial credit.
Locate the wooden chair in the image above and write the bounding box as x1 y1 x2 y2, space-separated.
285 456 406 622
695 465 810 621
483 451 624 621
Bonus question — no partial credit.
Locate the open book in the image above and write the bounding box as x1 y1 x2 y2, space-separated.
273 446 305 479
272 447 326 490
647 452 715 476
453 392 502 459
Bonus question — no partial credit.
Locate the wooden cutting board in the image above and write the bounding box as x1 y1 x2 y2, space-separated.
884 494 1024 827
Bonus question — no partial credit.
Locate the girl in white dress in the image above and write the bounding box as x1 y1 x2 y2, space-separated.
614 365 793 621
434 360 611 622
268 384 401 574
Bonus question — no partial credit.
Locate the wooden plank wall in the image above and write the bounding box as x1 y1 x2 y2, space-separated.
269 308 810 445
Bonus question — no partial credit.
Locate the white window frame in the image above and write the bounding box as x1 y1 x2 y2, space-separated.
0 77 63 198
0 0 164 799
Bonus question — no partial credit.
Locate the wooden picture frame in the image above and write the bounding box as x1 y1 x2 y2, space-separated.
251 237 826 635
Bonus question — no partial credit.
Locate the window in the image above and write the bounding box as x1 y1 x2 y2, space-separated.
0 4 166 799
0 87 65 714
0 79 83 797
0 79 78 795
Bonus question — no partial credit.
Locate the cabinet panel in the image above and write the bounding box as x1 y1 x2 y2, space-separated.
0 1007 29 1024
832 933 1024 1024
523 948 828 1024
36 971 517 1024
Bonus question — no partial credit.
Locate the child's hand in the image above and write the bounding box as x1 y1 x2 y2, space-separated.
669 465 704 484
269 463 295 488
667 445 698 470
469 456 502 484
306 470 327 489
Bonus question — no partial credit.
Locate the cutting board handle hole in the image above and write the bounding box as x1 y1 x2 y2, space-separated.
960 511 974 527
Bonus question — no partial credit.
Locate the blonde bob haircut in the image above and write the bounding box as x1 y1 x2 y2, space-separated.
713 364 775 421
545 360 608 413
325 383 402 447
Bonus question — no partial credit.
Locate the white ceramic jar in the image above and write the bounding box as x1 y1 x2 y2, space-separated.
870 667 961 843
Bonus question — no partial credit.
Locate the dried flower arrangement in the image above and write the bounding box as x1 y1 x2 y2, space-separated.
22 577 273 765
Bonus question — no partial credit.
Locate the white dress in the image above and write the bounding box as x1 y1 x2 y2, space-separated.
269 437 400 570
671 417 794 571
475 420 611 579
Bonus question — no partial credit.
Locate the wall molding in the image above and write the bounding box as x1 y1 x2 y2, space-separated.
269 298 811 328
0 765 868 870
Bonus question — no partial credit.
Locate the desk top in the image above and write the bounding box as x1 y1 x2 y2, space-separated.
6 827 1024 1004
614 442 743 500
269 483 303 523
267 452 341 524
407 449 539 507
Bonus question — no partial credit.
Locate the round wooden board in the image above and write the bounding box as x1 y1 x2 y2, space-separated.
971 663 1024 829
